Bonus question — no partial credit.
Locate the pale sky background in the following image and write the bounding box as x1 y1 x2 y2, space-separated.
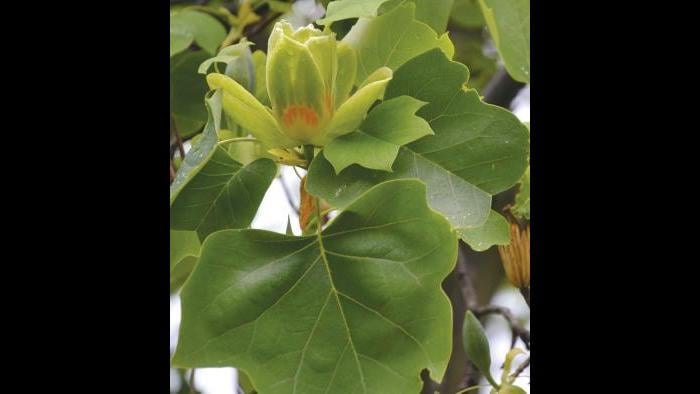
170 2 531 392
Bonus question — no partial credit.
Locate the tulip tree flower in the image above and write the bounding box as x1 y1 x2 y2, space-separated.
206 21 393 148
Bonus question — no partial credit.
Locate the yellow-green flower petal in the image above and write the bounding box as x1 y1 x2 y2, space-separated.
306 34 338 102
318 66 392 145
267 34 329 143
267 20 295 53
206 73 297 148
333 42 357 107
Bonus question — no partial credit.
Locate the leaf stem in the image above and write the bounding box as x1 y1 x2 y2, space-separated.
510 356 530 380
188 368 196 394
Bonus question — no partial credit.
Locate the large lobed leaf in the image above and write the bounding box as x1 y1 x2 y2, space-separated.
170 91 277 243
170 93 277 289
307 49 529 250
173 179 457 393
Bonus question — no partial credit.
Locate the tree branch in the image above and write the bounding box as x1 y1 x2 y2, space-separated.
473 305 530 350
511 356 530 379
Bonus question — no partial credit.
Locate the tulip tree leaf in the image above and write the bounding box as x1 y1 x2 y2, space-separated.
342 2 455 85
172 179 457 394
170 93 277 241
450 0 485 28
456 210 509 252
171 91 223 198
171 50 211 138
171 29 194 57
402 0 455 33
170 229 201 292
317 0 393 25
385 49 529 195
323 96 433 173
320 0 454 34
478 0 530 82
170 9 227 55
307 49 528 250
170 153 277 241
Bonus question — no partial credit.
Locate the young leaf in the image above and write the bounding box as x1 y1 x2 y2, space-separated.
478 0 530 82
404 0 455 33
173 179 457 393
462 311 497 388
457 210 509 251
320 0 454 34
323 96 433 172
342 2 454 85
317 0 394 25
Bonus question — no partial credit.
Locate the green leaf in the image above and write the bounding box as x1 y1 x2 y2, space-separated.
511 165 529 220
384 49 529 195
173 179 457 393
171 29 194 57
170 155 277 241
308 149 490 230
462 311 497 387
406 0 455 33
171 92 277 241
171 51 211 138
170 9 227 55
324 0 454 33
171 91 223 198
450 0 485 28
170 230 201 292
457 210 509 251
478 0 530 82
324 96 433 172
317 0 393 25
238 370 258 393
342 2 454 85
307 49 528 234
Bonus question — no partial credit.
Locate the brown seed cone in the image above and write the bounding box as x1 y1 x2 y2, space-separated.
498 222 530 289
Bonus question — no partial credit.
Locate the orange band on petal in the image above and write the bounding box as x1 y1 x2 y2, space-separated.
283 105 319 128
